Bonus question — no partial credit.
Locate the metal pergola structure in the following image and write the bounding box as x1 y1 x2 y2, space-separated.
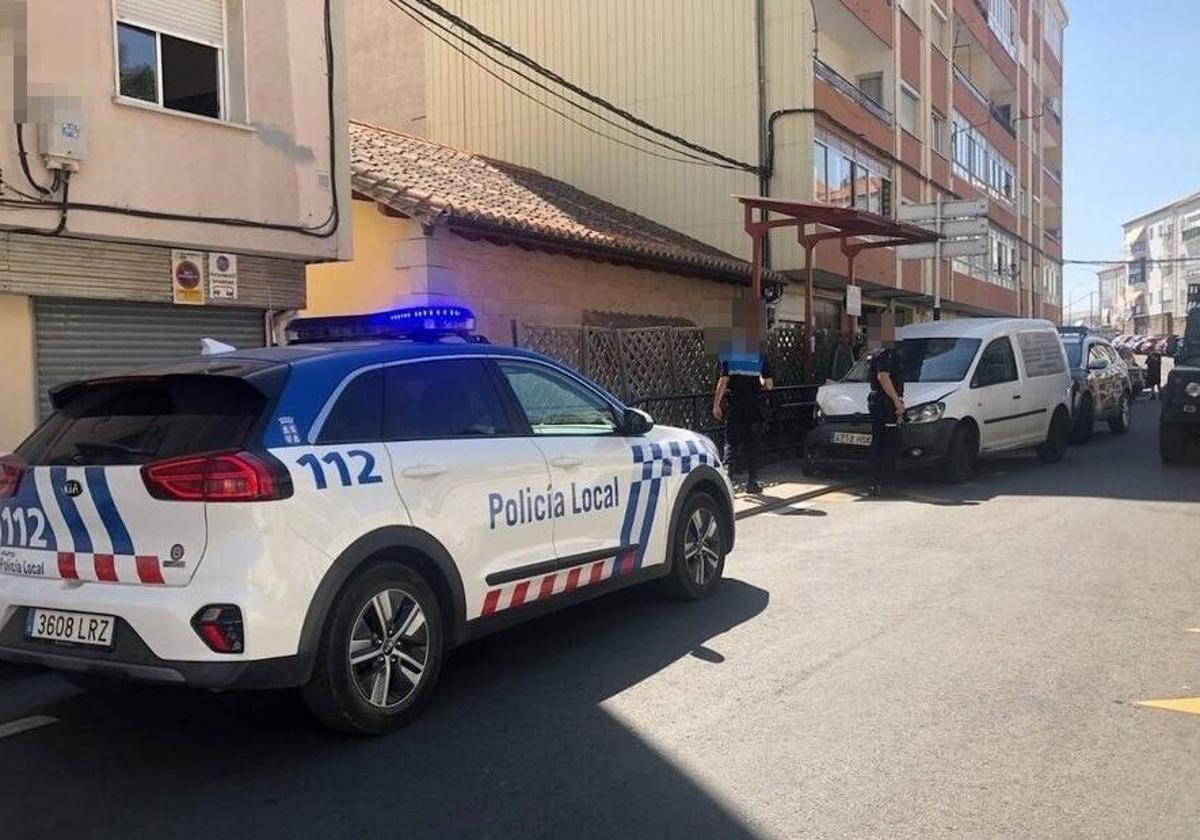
737 196 940 377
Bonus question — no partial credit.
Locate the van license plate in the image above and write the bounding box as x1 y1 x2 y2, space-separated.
833 432 873 446
25 609 115 648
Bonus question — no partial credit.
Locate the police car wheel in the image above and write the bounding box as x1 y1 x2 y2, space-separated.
303 562 443 735
661 492 726 601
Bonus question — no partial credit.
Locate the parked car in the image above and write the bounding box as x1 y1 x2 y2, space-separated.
1161 310 1200 463
1116 345 1146 394
1058 328 1133 442
805 318 1072 482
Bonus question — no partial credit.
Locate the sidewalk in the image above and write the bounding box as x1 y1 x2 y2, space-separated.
730 459 858 519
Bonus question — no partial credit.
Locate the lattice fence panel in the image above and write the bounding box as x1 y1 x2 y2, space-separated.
521 324 583 370
618 328 677 403
767 325 807 386
672 328 718 394
583 327 626 397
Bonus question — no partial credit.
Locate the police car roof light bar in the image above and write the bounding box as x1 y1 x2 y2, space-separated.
287 305 482 345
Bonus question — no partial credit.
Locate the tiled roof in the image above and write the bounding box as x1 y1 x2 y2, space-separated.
349 120 768 284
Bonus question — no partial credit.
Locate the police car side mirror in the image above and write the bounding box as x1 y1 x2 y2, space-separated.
623 407 654 436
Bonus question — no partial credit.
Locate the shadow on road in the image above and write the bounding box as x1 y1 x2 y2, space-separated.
0 580 769 840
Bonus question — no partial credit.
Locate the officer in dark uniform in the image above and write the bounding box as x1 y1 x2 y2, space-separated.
867 316 906 496
713 355 773 494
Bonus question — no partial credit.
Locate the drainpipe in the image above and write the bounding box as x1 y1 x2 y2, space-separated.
755 0 770 267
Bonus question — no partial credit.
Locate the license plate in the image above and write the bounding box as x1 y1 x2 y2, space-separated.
25 608 115 648
833 432 873 446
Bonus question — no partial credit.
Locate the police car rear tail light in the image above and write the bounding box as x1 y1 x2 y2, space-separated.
0 455 23 499
141 451 292 503
192 605 244 654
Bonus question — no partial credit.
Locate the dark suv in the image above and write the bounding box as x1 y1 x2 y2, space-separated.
1057 328 1132 443
1160 307 1200 463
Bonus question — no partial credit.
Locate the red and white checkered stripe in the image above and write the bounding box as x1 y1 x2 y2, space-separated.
479 548 637 618
55 552 164 585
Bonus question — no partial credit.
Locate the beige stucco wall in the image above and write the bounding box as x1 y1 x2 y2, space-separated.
306 201 739 343
346 0 427 135
0 0 350 262
0 294 37 453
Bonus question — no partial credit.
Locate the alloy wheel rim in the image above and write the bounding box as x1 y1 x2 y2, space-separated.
348 588 429 709
683 508 721 586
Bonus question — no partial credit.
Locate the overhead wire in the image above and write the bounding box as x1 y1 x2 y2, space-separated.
396 0 761 174
388 0 748 172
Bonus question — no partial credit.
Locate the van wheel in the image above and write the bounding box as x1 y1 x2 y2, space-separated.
1160 421 1188 464
302 562 444 735
1038 408 1071 463
660 492 727 600
1108 393 1131 434
1071 396 1094 444
940 423 978 484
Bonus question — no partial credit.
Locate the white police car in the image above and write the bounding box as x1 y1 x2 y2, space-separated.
0 307 734 733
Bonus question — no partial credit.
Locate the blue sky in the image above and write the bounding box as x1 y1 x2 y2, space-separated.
1062 1 1200 317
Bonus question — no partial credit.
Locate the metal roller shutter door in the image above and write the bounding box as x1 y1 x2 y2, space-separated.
34 298 265 419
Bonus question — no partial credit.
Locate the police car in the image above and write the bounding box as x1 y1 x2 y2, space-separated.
0 307 734 734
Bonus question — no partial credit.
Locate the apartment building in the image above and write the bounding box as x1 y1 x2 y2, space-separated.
1120 190 1200 336
0 0 351 450
1097 263 1127 330
349 0 1066 330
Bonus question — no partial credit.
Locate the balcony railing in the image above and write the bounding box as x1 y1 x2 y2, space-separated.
814 59 894 125
1044 164 1062 184
953 65 991 109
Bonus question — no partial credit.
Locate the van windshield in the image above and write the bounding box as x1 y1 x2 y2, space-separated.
897 337 982 383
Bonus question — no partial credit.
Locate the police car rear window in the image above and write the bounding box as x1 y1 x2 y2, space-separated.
17 376 267 466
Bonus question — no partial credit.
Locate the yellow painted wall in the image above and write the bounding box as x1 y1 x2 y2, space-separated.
0 294 38 453
305 201 739 343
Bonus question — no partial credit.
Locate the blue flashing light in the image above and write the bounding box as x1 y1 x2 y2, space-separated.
288 305 480 345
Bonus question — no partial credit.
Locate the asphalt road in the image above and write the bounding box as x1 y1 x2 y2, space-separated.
2 398 1199 839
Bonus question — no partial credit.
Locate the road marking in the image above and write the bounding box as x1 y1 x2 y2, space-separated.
1187 629 1200 634
0 715 58 739
1136 698 1200 717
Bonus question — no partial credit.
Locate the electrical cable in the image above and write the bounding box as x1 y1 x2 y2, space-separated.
15 123 55 195
3 170 70 236
388 0 747 171
398 0 761 174
2 0 340 238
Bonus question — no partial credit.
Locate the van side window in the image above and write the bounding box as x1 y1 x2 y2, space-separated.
972 337 1019 388
1016 331 1067 377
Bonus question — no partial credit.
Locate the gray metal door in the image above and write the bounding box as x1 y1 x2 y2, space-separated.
34 298 266 419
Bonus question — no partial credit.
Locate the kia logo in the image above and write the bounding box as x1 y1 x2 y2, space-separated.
63 480 83 498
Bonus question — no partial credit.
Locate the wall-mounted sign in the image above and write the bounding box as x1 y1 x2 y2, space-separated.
208 253 239 301
846 284 862 318
171 250 206 306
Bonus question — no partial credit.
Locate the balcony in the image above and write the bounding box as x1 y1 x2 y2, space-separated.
954 65 990 109
814 58 894 125
990 103 1016 137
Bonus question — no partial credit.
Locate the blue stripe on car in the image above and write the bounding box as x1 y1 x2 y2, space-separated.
50 467 91 554
85 467 134 556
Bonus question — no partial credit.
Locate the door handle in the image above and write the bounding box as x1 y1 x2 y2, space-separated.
550 455 584 469
401 462 446 478
1012 394 1022 400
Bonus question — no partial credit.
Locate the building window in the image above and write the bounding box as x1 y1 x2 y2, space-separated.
856 73 884 107
1044 8 1065 60
931 111 947 156
899 86 920 137
929 5 948 54
900 0 920 21
114 0 239 121
813 141 830 203
954 225 1019 290
814 132 892 216
988 0 1017 58
952 112 1015 204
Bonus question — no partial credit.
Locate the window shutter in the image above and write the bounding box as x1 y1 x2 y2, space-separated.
116 0 225 47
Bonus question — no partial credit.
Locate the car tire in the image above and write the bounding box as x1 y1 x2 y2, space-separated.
659 491 727 601
1071 396 1094 444
1160 421 1189 464
302 561 444 735
940 423 978 484
1037 407 1071 464
1108 393 1132 434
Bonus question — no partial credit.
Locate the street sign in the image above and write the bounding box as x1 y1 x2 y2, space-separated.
927 217 989 238
846 285 862 318
897 198 988 222
171 250 206 306
898 238 989 260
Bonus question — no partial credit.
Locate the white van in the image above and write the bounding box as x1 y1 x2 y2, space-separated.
805 318 1073 482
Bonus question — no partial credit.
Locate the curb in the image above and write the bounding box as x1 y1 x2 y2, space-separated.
734 481 859 520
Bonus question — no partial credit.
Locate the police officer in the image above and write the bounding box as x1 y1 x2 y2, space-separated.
713 355 773 494
867 316 905 496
